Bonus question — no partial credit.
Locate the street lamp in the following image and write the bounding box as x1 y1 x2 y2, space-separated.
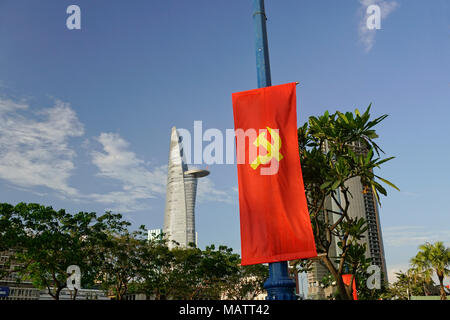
252 0 297 300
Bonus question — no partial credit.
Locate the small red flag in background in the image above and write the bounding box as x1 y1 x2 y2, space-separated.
232 82 317 265
342 274 358 300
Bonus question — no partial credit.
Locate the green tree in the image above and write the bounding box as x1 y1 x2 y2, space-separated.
136 237 179 299
412 241 450 300
14 203 99 299
0 203 28 279
221 263 268 300
297 106 398 300
137 242 262 300
383 271 412 300
410 254 434 296
382 269 433 300
96 227 147 300
194 245 241 299
0 203 128 300
0 203 24 250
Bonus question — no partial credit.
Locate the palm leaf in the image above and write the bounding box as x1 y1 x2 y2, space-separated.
375 175 400 191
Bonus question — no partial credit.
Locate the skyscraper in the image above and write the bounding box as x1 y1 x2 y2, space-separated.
342 176 388 283
343 141 388 284
307 141 388 298
163 127 209 249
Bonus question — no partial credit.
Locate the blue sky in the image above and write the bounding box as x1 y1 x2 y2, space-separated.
0 0 449 284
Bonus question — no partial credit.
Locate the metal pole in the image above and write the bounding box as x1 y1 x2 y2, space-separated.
252 0 297 300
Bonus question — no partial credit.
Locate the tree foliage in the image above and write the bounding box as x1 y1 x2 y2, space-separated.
134 242 267 300
1 203 266 300
0 203 128 299
411 241 450 300
296 105 398 300
382 242 450 300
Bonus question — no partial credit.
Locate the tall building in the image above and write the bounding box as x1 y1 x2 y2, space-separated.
307 141 388 298
344 141 388 284
341 176 388 283
163 127 209 249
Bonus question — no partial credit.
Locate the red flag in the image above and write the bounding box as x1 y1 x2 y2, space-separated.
232 82 317 265
342 274 358 300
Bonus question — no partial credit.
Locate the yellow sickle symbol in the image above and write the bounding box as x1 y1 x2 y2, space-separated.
250 127 283 170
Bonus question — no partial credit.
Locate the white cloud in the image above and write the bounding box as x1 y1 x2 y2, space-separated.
383 225 450 247
197 177 235 204
358 0 398 52
89 135 236 211
0 98 84 196
89 132 167 212
0 98 28 113
0 96 234 214
383 226 450 284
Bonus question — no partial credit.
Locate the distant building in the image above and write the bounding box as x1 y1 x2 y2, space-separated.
163 127 209 249
340 177 388 282
339 141 388 284
123 293 148 300
148 228 163 241
307 261 334 300
38 288 108 300
410 296 441 300
148 228 198 247
1 250 108 300
307 141 388 298
0 250 40 300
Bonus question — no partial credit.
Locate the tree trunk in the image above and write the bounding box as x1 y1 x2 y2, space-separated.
320 256 351 300
55 286 63 300
72 288 78 300
423 282 428 296
438 273 447 300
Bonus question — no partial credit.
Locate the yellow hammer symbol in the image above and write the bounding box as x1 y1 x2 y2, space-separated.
250 127 283 170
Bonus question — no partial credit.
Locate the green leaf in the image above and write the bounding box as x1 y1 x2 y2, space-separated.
375 175 400 191
371 184 380 205
331 180 341 190
320 181 333 190
374 156 395 167
374 181 387 196
337 112 349 124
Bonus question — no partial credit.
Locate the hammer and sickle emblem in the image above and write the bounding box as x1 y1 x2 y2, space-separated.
250 127 283 170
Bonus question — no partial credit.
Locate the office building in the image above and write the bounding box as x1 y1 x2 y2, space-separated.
163 127 209 248
307 141 388 298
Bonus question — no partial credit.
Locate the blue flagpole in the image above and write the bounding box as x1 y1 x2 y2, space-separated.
252 0 297 300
